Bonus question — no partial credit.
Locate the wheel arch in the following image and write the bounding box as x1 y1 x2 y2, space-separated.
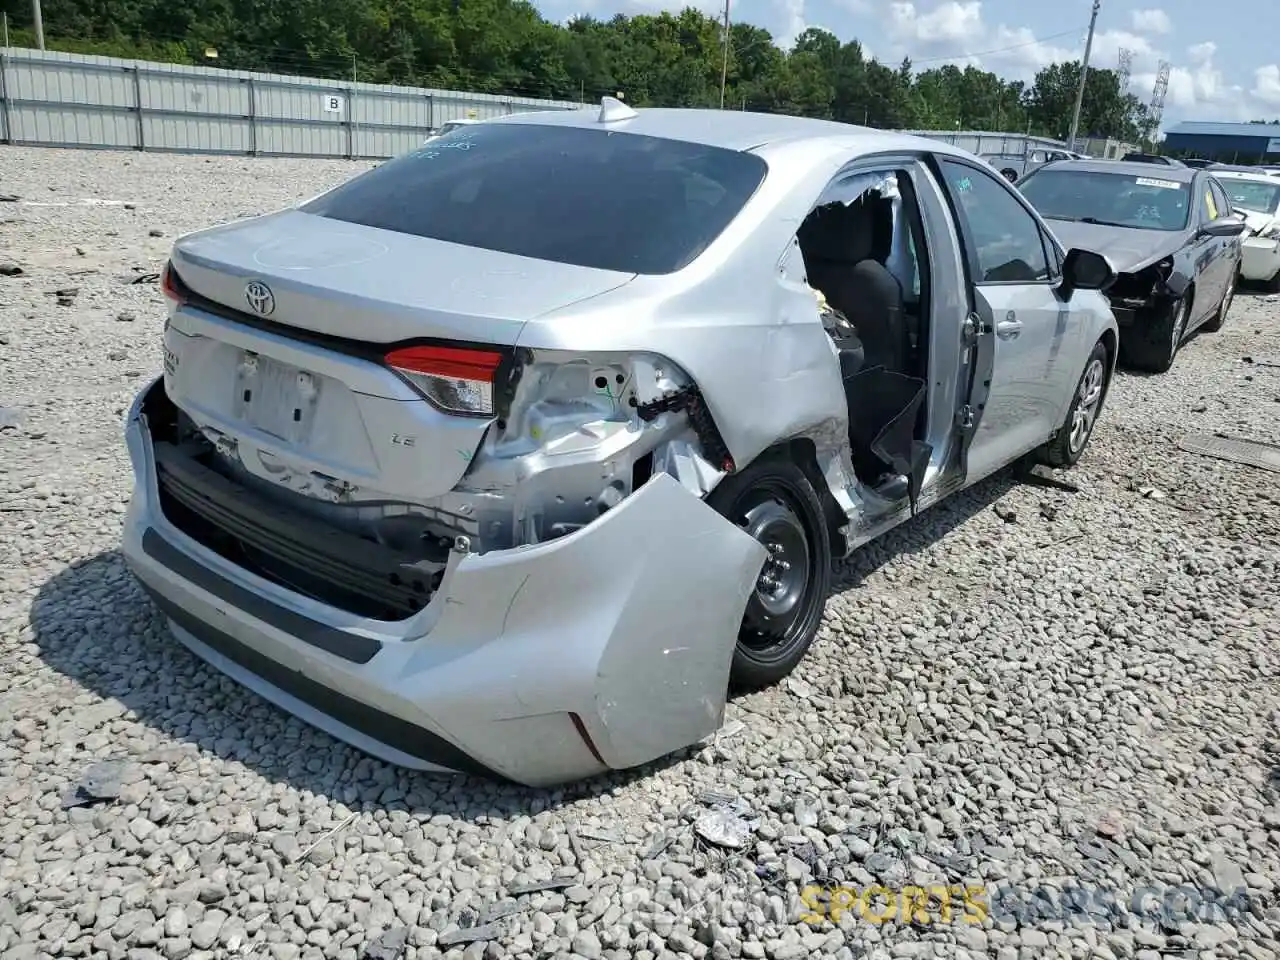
751 437 848 560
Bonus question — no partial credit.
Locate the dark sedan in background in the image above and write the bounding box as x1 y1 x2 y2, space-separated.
1017 160 1245 373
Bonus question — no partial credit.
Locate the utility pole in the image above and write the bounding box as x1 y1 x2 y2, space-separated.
1067 0 1100 152
31 0 44 49
721 0 732 110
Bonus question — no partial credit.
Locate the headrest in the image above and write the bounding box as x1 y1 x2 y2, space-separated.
798 197 876 263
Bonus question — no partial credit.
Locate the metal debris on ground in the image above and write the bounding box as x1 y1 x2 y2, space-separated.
1178 434 1280 474
1017 462 1081 493
0 262 22 276
694 796 758 849
993 503 1017 523
129 272 161 284
299 811 356 863
576 826 624 843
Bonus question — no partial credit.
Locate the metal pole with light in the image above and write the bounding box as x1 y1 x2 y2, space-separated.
1067 0 1100 153
719 0 731 109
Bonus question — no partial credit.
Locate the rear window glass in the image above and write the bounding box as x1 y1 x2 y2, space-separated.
301 122 768 275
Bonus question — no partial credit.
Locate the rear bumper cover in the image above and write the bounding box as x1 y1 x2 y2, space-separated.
122 378 767 787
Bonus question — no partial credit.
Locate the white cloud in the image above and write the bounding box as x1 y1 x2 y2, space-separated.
886 2 983 47
873 2 1278 128
1130 8 1172 35
774 0 810 50
1187 42 1216 66
1254 65 1280 108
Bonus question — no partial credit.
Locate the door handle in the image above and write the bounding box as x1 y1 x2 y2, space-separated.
996 318 1022 339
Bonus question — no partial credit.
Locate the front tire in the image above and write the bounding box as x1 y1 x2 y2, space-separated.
1038 340 1110 468
1121 292 1191 373
707 458 832 692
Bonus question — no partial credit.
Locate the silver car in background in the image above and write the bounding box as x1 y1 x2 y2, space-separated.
123 100 1119 786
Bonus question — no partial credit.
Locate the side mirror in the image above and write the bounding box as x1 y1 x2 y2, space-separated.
1059 248 1116 301
1200 216 1247 238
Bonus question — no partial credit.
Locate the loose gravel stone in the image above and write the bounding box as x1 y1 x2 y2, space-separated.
2 144 1280 960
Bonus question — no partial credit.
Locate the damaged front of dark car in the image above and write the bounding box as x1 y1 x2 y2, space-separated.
1019 159 1244 374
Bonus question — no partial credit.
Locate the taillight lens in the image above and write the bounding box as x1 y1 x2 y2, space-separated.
385 344 503 417
160 261 184 304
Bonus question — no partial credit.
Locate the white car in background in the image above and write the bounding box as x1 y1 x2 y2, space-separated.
1213 168 1280 290
423 118 482 144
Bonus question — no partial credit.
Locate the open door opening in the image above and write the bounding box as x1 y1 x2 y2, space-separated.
796 170 934 512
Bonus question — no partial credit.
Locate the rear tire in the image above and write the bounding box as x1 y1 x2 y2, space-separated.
1201 270 1236 332
1266 268 1280 294
1120 292 1191 374
707 458 832 693
1037 340 1110 468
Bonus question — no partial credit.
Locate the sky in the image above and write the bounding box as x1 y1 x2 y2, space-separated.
539 0 1280 131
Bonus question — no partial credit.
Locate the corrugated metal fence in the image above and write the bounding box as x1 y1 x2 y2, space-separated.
902 129 1070 156
0 47 582 159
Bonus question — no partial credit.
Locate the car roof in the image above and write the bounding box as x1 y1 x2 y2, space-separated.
489 103 978 158
1025 159 1198 182
1211 169 1280 183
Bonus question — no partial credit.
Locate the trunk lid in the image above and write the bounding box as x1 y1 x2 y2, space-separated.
163 211 635 504
171 209 636 346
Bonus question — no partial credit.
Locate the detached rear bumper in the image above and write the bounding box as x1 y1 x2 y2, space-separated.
122 378 766 787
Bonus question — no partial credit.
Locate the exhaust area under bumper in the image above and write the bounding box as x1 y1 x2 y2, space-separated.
121 379 768 787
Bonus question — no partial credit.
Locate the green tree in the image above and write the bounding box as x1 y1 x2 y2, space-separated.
0 0 1147 141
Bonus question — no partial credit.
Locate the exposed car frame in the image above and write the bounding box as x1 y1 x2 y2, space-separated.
122 101 1120 786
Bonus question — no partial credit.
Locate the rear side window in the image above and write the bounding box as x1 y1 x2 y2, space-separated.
302 123 768 275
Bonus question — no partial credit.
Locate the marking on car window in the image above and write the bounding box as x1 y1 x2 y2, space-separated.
1134 177 1180 190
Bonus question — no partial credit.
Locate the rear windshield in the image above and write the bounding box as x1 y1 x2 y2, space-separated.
301 122 768 275
1019 168 1192 231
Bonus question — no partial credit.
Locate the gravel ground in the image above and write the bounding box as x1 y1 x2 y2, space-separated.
3 145 1280 960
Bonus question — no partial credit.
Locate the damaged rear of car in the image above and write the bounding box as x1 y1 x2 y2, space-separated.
125 107 876 787
1020 160 1244 374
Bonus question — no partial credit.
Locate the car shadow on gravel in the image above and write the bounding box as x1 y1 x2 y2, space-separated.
29 463 1037 816
828 465 1025 595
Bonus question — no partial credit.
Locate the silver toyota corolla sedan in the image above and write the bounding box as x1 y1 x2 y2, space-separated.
122 98 1120 786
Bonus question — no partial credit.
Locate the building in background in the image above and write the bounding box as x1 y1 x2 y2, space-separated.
1162 121 1280 165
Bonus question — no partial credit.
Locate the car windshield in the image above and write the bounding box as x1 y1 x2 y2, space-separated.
1018 169 1191 231
1217 178 1280 214
302 123 768 275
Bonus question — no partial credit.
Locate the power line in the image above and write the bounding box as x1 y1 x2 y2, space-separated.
908 27 1085 65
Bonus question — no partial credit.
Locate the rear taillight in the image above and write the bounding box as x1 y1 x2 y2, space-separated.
385 344 503 417
160 261 184 304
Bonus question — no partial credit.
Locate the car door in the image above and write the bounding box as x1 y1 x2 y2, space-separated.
1191 176 1229 322
1209 177 1242 284
932 157 1075 483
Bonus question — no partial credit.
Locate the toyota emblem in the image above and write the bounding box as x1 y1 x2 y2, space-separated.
244 280 275 317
